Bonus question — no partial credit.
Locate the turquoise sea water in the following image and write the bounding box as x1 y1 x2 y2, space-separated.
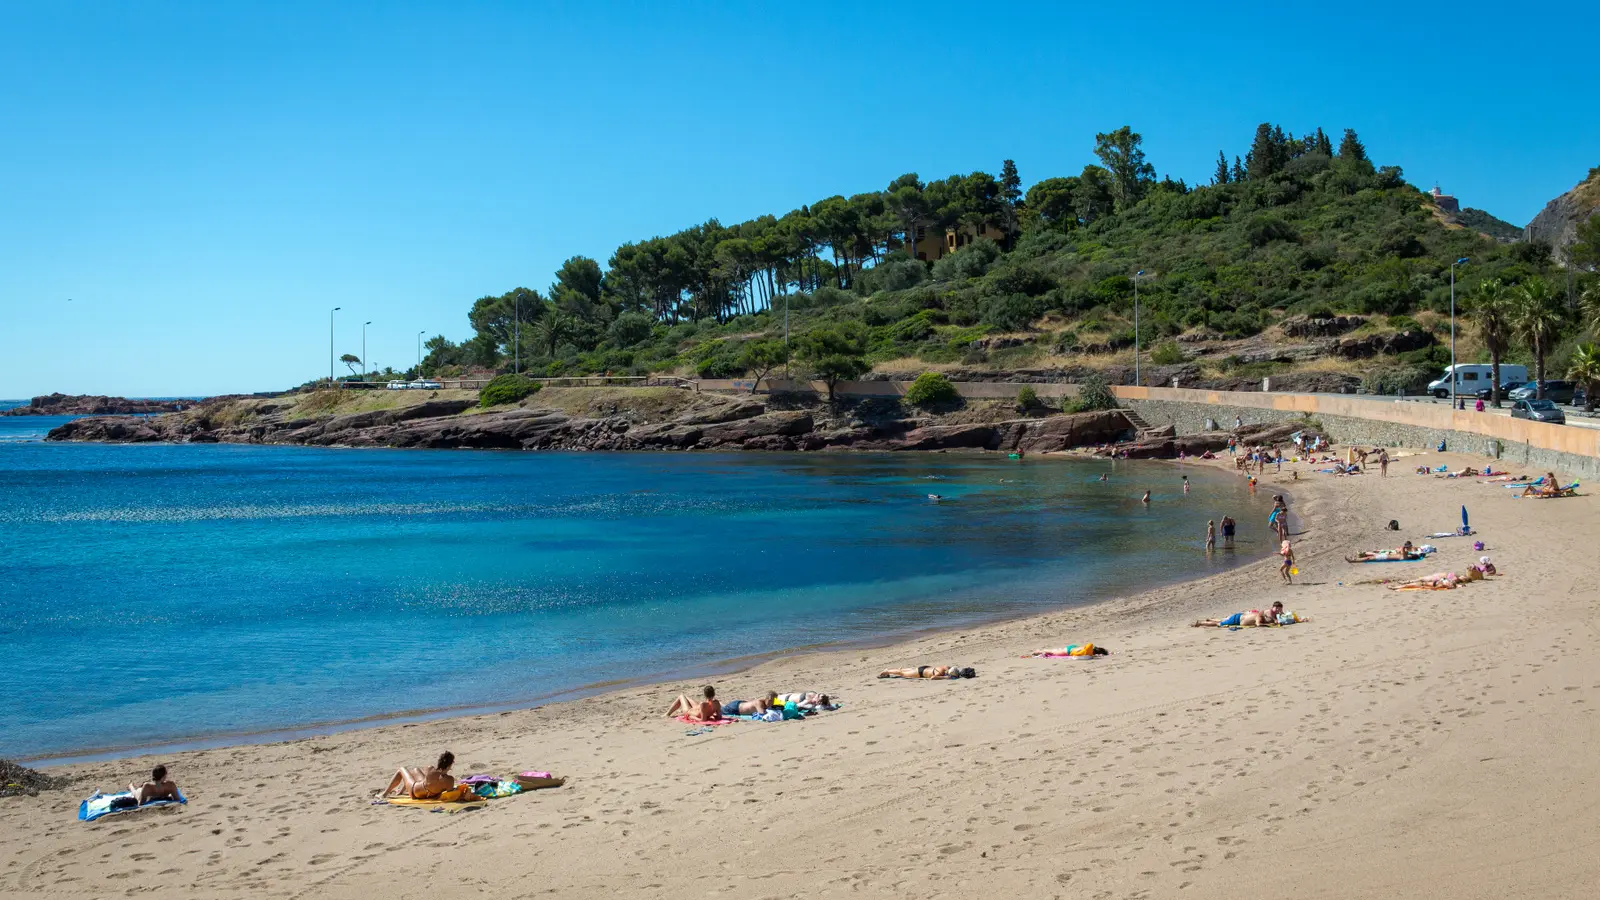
0 409 1269 761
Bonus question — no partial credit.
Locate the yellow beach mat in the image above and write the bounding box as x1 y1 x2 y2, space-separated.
382 797 489 813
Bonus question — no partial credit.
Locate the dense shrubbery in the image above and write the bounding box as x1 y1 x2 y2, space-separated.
904 372 959 407
1075 374 1118 411
1150 341 1186 365
1016 385 1041 410
479 374 542 408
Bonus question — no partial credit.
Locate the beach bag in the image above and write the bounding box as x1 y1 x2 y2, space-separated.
781 701 804 720
109 796 139 812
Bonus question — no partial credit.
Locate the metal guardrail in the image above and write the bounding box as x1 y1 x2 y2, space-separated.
334 375 698 391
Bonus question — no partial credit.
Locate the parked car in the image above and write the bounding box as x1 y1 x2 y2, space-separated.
409 380 443 390
1508 381 1576 404
386 380 410 390
1574 385 1591 409
1510 398 1566 424
1475 381 1524 401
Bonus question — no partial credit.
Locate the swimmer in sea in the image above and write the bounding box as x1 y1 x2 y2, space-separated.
1141 490 1151 505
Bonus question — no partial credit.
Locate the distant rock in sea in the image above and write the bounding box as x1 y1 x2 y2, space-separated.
0 393 194 416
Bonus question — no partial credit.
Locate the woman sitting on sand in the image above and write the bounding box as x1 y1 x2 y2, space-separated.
666 685 724 721
1193 602 1284 628
878 665 976 679
1521 472 1565 497
383 751 462 800
1029 644 1109 658
130 765 179 805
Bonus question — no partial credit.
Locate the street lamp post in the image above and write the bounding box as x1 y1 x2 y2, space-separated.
1132 270 1146 386
362 321 372 380
1450 257 1469 406
329 307 341 386
417 331 426 372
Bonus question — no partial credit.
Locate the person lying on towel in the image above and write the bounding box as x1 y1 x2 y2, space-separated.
1346 542 1422 562
1029 644 1109 658
878 665 976 679
383 751 469 800
774 691 833 710
131 765 180 805
1193 602 1283 628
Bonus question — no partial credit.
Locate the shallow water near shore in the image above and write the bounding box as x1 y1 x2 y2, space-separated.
0 426 1270 760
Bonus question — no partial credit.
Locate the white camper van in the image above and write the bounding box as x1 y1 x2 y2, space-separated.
1427 364 1528 399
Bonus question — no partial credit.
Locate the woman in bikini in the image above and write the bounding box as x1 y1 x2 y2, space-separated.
878 665 975 679
383 751 460 800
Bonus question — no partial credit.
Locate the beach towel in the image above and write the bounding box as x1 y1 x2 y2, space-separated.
674 715 735 726
378 797 488 813
1028 643 1100 658
79 790 187 822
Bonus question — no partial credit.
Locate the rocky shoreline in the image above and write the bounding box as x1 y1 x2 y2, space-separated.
2 393 195 416
46 393 1139 454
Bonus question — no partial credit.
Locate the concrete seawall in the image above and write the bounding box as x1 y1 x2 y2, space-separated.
697 378 1600 478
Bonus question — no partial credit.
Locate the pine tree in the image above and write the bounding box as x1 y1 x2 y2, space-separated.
1313 127 1333 157
1231 155 1246 182
1246 123 1282 179
1000 159 1022 207
1213 151 1231 185
1338 128 1368 163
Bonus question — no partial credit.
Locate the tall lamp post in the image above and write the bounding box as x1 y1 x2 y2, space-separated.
329 307 341 386
1132 269 1146 387
417 330 426 371
1450 257 1469 405
362 321 372 380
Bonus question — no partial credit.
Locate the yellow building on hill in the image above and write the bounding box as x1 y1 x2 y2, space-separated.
908 222 1009 261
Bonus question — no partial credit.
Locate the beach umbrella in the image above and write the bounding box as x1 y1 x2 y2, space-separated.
1461 505 1470 533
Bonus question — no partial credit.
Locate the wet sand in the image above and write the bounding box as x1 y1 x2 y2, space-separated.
3 450 1596 899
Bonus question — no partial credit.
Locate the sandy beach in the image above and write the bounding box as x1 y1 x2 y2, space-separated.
3 450 1597 899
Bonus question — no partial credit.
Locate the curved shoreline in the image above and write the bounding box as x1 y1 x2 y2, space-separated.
20 455 1275 766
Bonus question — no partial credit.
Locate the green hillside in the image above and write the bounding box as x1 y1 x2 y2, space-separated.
1453 207 1523 242
406 123 1594 392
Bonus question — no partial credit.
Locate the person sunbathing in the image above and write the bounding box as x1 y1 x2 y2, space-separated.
383 751 460 800
1389 570 1483 590
666 685 723 721
130 765 179 805
712 692 775 717
1029 644 1109 657
775 691 833 709
1193 602 1284 628
1346 541 1419 562
878 665 976 679
1437 466 1480 478
1522 473 1571 497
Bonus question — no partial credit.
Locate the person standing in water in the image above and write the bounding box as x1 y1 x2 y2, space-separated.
1182 475 1190 495
1141 490 1151 505
1220 515 1236 548
1205 519 1216 552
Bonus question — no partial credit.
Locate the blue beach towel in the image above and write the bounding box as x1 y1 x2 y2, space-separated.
79 790 187 822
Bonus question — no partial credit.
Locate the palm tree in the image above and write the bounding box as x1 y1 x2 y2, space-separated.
1514 276 1565 398
1469 278 1515 407
1582 282 1600 336
1569 343 1600 412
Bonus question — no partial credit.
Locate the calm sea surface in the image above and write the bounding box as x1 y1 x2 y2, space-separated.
0 406 1269 760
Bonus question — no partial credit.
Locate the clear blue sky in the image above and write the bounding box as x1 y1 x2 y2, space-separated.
3 1 1596 397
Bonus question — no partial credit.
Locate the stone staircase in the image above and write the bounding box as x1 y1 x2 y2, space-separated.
1118 406 1169 435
